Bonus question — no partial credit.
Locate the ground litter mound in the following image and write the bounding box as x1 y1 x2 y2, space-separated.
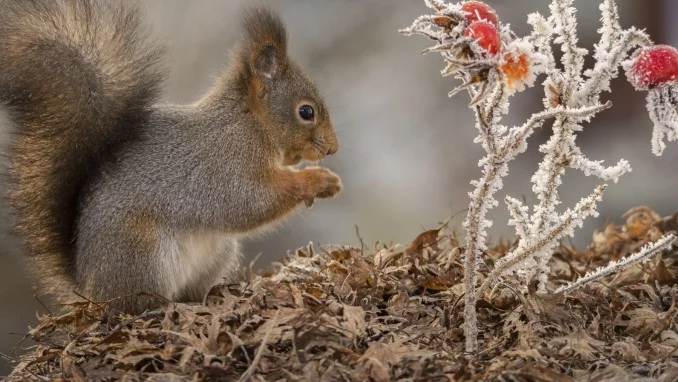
5 206 678 381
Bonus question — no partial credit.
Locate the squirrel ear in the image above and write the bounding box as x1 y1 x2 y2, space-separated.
251 44 279 80
242 6 288 80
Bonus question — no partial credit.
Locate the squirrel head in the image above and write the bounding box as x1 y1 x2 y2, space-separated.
237 7 338 166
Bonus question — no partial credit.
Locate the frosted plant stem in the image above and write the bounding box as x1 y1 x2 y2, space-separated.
462 160 500 354
462 206 481 353
530 117 577 291
551 0 584 103
555 234 676 294
532 118 570 232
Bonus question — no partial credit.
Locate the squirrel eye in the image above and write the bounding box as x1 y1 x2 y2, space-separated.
298 105 315 121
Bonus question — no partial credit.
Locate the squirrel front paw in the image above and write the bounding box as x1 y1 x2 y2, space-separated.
301 166 342 206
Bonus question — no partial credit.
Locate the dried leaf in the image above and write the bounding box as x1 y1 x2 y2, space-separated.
342 305 367 338
623 206 661 238
421 275 454 291
549 328 605 361
611 340 646 362
406 228 442 257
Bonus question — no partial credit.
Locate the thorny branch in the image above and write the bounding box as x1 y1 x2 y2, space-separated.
402 0 676 354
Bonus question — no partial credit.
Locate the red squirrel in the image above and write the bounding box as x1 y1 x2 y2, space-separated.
1 0 341 313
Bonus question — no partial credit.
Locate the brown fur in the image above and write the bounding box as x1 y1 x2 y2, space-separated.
0 0 164 299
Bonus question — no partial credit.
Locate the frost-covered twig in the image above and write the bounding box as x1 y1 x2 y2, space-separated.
578 29 651 105
570 153 630 182
478 185 607 296
550 0 586 104
555 233 676 294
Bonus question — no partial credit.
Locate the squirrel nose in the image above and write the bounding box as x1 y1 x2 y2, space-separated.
325 130 339 155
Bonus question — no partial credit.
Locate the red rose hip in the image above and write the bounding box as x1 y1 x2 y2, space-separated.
461 1 499 27
464 21 501 55
630 45 678 89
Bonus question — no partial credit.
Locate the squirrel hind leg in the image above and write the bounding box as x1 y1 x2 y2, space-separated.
74 212 176 314
75 206 243 314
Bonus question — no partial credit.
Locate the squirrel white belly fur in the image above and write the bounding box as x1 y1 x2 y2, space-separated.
0 0 341 314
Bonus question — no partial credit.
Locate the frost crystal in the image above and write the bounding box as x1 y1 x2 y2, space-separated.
402 0 672 354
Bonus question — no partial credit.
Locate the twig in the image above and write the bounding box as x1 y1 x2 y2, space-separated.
109 310 165 333
355 224 366 255
33 294 53 316
237 309 280 382
10 332 31 358
70 290 108 314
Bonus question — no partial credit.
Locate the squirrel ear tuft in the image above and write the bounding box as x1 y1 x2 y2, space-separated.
242 6 288 80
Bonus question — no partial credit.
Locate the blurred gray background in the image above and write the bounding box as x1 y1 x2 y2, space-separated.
1 0 676 373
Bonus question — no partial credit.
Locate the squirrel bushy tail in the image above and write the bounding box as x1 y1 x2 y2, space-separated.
0 0 165 297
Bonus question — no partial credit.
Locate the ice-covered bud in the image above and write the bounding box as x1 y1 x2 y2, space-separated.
461 1 499 27
464 20 501 56
626 45 678 90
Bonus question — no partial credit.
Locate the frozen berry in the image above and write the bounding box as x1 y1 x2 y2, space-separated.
464 21 501 55
629 45 678 89
461 1 499 27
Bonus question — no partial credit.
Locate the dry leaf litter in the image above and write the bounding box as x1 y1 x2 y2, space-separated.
5 206 678 381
